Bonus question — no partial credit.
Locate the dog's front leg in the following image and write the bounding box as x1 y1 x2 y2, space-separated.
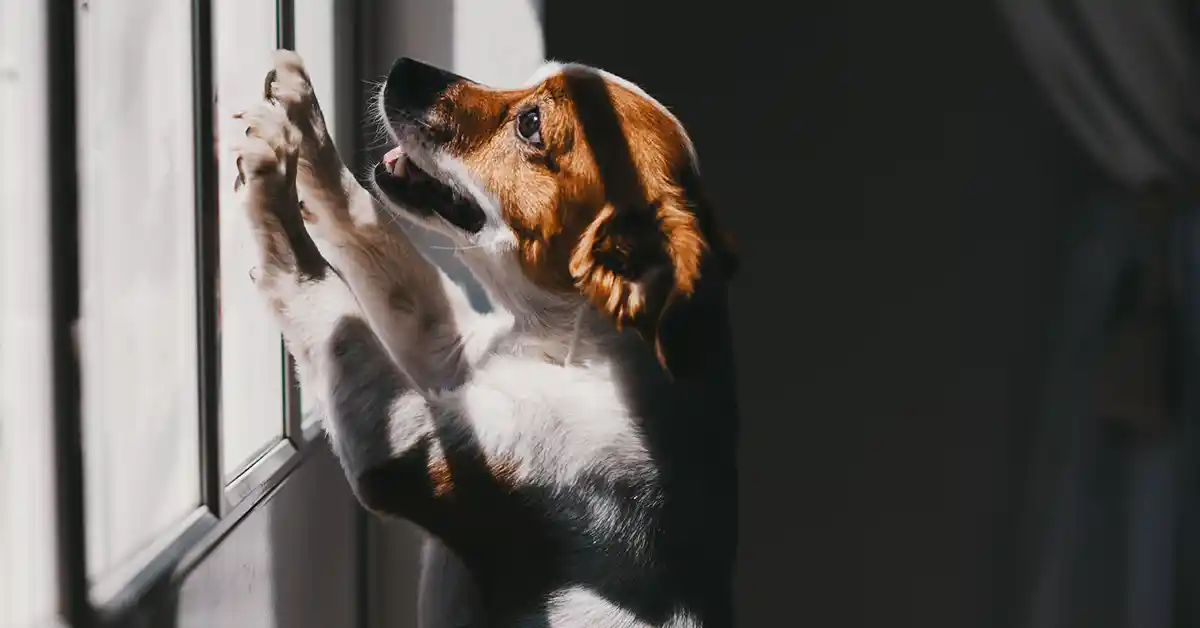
231 83 522 626
228 99 464 519
231 105 492 628
261 51 485 393
229 54 520 519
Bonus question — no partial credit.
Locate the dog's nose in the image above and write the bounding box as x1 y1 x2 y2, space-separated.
383 57 469 120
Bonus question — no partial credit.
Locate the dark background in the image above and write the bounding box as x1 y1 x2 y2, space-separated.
543 2 1103 626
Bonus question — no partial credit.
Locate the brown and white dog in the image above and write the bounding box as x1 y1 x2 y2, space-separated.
230 51 741 628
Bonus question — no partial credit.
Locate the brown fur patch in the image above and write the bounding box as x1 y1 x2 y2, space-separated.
427 456 454 498
486 457 521 492
426 452 521 499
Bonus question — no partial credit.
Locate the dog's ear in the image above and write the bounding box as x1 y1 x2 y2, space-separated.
569 185 737 378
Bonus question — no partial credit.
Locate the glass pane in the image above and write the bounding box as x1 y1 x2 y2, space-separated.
295 0 337 141
294 0 337 427
215 0 286 476
77 0 201 578
0 1 59 624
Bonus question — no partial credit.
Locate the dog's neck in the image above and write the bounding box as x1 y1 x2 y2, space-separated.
456 247 622 366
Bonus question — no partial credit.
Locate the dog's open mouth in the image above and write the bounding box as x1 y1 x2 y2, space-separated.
372 146 486 233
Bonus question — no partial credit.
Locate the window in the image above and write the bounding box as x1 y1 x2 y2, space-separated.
5 2 342 623
76 0 202 586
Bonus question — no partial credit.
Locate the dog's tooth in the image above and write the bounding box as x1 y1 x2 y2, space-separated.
382 146 406 177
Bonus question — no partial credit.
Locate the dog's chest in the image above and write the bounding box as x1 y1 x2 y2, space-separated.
431 355 656 489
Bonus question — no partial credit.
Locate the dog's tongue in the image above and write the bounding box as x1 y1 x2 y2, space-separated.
383 146 405 170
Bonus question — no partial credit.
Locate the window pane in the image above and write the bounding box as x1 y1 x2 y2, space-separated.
0 2 59 625
294 0 338 426
215 0 287 476
295 0 337 141
77 0 201 578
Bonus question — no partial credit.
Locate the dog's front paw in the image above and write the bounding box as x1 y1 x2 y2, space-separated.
264 50 329 157
230 101 302 190
265 50 315 112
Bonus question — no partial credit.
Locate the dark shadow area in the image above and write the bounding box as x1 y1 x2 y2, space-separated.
544 2 1104 627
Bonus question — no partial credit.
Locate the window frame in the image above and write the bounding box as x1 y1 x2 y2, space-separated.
1 3 66 626
45 0 337 625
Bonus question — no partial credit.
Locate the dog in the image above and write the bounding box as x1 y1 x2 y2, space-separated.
230 51 741 628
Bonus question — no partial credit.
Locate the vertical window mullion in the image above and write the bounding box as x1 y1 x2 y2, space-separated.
277 0 295 50
193 0 224 518
46 0 91 625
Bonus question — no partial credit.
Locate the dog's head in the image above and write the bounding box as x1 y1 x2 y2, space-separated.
372 58 737 375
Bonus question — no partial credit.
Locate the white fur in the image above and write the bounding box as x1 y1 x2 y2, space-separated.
535 588 701 628
441 355 654 486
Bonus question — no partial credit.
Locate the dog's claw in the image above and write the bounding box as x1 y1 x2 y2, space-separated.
299 199 316 222
263 68 278 101
233 156 246 191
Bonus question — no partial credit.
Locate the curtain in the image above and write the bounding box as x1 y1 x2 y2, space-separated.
995 2 1200 627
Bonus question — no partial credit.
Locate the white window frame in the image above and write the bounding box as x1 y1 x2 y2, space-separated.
1 2 61 627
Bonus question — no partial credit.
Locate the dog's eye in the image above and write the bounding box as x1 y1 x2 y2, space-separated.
516 107 542 146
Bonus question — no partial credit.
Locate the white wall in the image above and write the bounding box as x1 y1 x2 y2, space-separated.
366 0 544 85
